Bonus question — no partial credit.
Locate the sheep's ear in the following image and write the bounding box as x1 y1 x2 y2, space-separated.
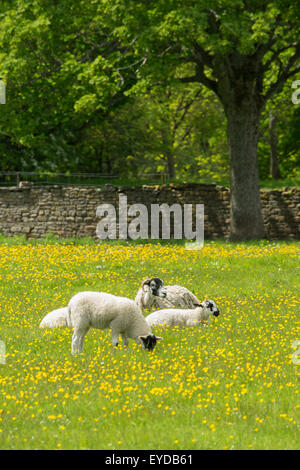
138 335 163 341
155 336 163 341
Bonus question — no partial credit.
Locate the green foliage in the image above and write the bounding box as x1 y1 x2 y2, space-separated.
0 1 299 183
0 0 138 171
258 79 300 179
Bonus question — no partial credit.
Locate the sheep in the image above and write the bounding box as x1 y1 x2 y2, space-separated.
68 291 163 355
39 307 72 329
134 278 167 311
151 285 201 310
145 300 220 328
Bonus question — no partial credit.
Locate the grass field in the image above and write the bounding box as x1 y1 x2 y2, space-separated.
0 235 299 450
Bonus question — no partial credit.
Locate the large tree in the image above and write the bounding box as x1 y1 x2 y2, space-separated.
111 0 300 240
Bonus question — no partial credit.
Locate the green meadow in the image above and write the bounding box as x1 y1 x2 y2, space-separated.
0 236 299 449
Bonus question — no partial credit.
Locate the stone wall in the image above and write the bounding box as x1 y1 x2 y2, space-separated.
0 183 299 240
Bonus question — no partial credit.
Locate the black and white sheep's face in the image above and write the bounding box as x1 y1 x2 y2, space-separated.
139 334 163 352
202 300 220 317
146 278 167 298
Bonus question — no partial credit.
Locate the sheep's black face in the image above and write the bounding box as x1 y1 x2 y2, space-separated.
142 334 157 351
204 300 220 317
143 278 167 298
149 278 167 298
139 334 163 351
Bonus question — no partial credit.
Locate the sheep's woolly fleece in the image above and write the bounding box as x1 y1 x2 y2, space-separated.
146 300 220 328
152 285 201 309
68 291 162 354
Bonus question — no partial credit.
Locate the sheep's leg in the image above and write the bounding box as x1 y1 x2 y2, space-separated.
71 328 88 355
111 329 119 348
112 333 119 348
77 328 89 353
71 331 80 355
121 334 129 348
109 319 120 349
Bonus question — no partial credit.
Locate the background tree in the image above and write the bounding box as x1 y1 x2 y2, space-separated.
258 81 300 181
136 84 227 180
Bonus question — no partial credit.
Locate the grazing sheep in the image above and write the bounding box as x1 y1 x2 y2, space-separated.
68 291 163 355
152 285 201 309
39 307 72 329
134 278 167 311
146 300 220 328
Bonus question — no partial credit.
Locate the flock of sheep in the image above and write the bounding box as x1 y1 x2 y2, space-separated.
40 277 220 355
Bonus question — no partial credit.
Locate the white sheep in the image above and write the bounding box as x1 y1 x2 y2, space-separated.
68 291 163 355
39 307 72 329
151 285 201 309
145 300 220 328
134 278 167 311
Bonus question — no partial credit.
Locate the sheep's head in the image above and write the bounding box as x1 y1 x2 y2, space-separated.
200 300 220 317
138 334 163 351
142 278 167 298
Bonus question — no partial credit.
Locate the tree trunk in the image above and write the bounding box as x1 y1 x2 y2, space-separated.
98 147 103 174
161 128 175 179
226 102 265 240
106 154 112 175
166 149 176 179
269 109 281 179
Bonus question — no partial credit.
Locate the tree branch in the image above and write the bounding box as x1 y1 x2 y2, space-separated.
262 42 298 73
179 63 219 97
192 42 214 69
172 89 202 137
264 45 300 100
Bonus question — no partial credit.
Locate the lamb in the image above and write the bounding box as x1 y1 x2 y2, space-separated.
151 285 201 310
39 307 72 329
68 291 163 355
134 278 167 311
145 300 220 328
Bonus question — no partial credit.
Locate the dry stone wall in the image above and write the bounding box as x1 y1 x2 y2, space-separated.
0 183 299 240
